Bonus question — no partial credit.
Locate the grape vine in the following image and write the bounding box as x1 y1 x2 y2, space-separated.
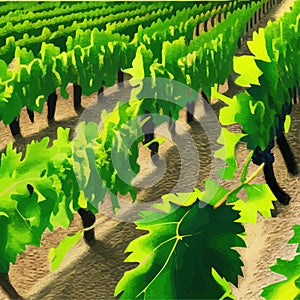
115 0 300 299
0 1 298 299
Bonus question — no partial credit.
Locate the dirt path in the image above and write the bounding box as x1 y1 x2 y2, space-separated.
0 0 298 299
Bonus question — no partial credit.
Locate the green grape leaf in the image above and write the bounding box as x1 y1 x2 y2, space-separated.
124 44 153 97
211 268 236 300
73 121 107 208
0 60 9 78
234 55 263 87
288 225 300 253
49 197 72 228
15 47 35 65
232 184 275 224
48 231 83 272
261 255 300 300
0 128 77 272
247 28 271 63
240 150 254 183
0 213 9 273
215 128 246 180
201 179 230 206
153 189 201 213
73 100 142 212
216 93 241 126
115 199 245 299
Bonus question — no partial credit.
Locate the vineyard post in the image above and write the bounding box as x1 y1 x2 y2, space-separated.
293 86 298 104
8 116 21 136
77 208 96 246
238 36 242 48
276 133 298 175
186 101 195 123
211 15 215 28
263 160 291 205
47 91 58 123
98 80 105 101
195 23 200 36
168 111 176 135
204 19 208 32
201 90 209 104
254 9 258 24
73 83 83 113
259 7 262 20
26 108 34 123
250 14 253 29
218 12 222 23
142 110 159 158
117 70 124 88
0 273 23 300
263 2 266 14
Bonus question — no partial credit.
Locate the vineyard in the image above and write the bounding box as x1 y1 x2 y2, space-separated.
0 0 300 299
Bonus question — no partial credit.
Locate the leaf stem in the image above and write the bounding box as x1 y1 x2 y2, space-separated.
245 162 265 184
240 150 254 182
213 162 265 209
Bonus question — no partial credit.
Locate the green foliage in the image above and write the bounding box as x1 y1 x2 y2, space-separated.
0 99 146 272
215 0 300 151
289 225 300 251
48 231 83 272
114 3 288 298
231 184 275 223
115 194 245 299
0 2 127 28
0 0 255 125
208 124 276 222
126 0 262 126
0 2 193 65
211 268 237 300
201 179 230 206
0 2 172 50
73 99 143 212
261 225 300 300
215 128 246 180
0 128 77 273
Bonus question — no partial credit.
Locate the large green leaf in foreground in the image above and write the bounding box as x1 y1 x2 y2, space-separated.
115 193 245 299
